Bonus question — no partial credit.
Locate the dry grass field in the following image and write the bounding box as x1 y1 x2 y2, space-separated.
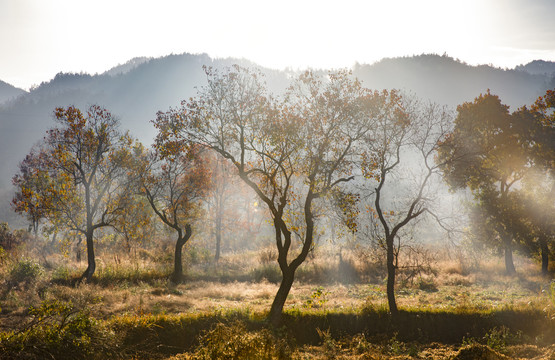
1 244 554 359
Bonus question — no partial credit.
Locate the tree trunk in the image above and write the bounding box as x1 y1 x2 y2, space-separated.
81 184 96 283
504 237 516 275
267 192 315 327
268 268 295 326
540 237 549 275
386 235 398 315
215 215 222 262
76 236 83 262
171 224 192 284
80 230 96 282
32 218 39 238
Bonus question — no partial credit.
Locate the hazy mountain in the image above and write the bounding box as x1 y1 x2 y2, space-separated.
0 53 553 225
515 60 555 76
103 57 152 76
0 54 290 171
0 53 291 225
0 80 26 105
353 54 552 110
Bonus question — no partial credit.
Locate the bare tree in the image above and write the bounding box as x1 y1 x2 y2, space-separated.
154 66 382 325
136 146 211 283
360 98 453 314
13 105 134 281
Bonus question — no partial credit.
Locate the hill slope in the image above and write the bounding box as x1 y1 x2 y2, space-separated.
354 54 552 109
0 53 553 225
0 80 26 104
515 60 555 76
0 53 290 224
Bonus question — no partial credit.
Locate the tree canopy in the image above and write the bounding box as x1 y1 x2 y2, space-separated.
438 90 554 274
12 105 134 281
135 144 211 283
154 65 394 324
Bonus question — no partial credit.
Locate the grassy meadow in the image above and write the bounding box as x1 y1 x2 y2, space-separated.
1 242 554 359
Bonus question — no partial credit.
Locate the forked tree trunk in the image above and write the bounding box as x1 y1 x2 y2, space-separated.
268 193 315 326
386 235 398 316
540 237 549 275
267 221 301 327
268 267 295 326
171 224 192 284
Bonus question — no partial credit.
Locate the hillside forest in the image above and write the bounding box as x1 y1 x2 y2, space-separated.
0 60 554 359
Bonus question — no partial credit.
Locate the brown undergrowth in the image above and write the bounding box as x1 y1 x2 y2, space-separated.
1 244 554 359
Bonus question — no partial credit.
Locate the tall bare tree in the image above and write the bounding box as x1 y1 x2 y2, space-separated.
360 96 453 314
154 66 383 325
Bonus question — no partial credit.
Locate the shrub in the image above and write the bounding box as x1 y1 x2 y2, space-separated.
252 264 281 283
257 247 277 265
483 326 522 354
349 333 372 354
0 222 20 252
191 321 291 359
51 264 73 283
397 245 437 287
316 328 340 358
416 276 438 292
388 333 404 355
0 245 7 265
303 287 329 309
9 258 43 286
353 245 387 282
337 254 360 284
0 300 116 359
187 245 211 265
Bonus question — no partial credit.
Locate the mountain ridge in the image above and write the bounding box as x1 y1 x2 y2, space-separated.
353 54 553 110
0 52 553 225
515 60 555 76
0 80 26 105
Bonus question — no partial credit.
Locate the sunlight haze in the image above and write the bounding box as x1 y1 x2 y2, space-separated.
1 0 554 89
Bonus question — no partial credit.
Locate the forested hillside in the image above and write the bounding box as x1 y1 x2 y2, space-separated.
0 53 553 224
354 54 554 109
0 80 25 104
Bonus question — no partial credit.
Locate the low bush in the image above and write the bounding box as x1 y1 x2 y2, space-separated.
8 258 43 287
0 300 117 359
252 264 281 283
190 321 291 359
92 264 171 286
257 247 277 265
0 223 21 253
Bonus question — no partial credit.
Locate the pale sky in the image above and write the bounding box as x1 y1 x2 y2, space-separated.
1 0 555 90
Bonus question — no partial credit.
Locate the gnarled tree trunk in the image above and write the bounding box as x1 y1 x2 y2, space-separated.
171 224 192 284
267 193 316 327
268 267 295 326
